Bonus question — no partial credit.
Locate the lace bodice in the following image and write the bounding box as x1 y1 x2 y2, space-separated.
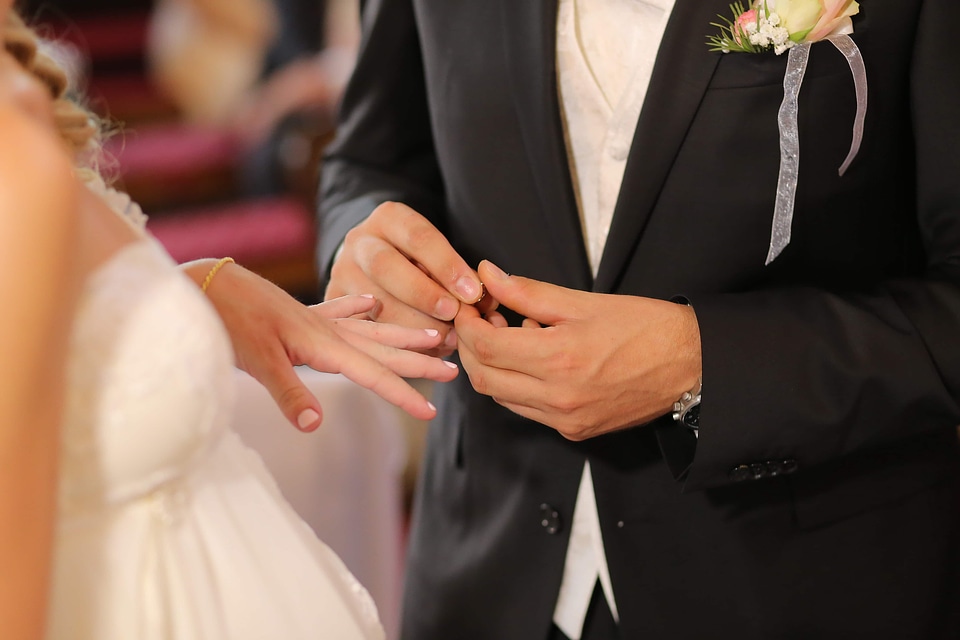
59 238 235 516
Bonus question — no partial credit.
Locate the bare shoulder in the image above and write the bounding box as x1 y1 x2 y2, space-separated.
0 104 78 221
0 104 79 283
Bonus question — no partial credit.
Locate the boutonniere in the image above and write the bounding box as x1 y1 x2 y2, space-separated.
707 1 868 264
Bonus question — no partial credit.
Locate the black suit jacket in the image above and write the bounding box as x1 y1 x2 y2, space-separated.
319 1 960 638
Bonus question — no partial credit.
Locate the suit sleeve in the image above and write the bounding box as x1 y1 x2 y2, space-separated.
316 0 446 286
668 0 960 491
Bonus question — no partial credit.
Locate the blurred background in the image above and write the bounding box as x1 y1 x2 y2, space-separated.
20 0 360 304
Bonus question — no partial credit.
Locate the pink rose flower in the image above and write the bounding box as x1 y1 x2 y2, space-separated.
733 8 759 45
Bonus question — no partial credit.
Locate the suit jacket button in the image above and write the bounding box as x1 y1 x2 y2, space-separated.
539 503 562 535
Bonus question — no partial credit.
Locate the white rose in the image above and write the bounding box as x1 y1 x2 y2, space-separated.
760 0 823 40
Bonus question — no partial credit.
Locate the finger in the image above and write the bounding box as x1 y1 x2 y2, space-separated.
329 323 460 382
333 319 445 350
457 334 545 402
372 297 459 357
475 286 500 316
353 233 464 321
316 339 441 421
328 255 458 351
454 309 552 375
326 256 390 320
335 334 461 383
250 355 325 432
311 294 379 319
485 310 510 329
368 202 484 304
477 260 583 326
522 317 542 329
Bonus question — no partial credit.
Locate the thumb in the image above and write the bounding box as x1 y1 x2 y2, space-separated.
256 364 325 432
477 260 576 326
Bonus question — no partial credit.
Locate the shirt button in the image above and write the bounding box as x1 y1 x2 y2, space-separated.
539 503 562 535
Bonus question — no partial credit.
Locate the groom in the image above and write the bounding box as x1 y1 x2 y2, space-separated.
318 1 960 638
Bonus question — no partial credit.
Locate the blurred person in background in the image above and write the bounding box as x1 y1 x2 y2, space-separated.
149 0 359 197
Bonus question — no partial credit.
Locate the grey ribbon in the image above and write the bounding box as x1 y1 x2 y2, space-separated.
766 34 867 265
767 43 810 265
829 34 868 176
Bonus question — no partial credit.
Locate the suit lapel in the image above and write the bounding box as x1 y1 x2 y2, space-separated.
594 0 728 293
499 0 592 290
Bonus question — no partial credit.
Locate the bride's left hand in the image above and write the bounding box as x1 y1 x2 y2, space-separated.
182 259 458 431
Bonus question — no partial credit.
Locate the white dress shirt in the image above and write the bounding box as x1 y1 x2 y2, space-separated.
552 0 675 637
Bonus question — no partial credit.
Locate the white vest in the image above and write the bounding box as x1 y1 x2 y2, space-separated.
552 0 675 637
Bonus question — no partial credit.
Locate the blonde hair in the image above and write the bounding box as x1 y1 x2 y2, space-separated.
3 12 106 175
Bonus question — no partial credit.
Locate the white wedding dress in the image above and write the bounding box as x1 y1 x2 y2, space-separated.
45 184 385 639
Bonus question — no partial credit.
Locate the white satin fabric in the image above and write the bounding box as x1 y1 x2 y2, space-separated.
46 187 384 639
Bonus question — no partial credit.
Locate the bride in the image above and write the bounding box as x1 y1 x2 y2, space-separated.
0 4 459 639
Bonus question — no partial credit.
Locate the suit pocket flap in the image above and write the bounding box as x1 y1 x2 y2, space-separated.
709 39 853 89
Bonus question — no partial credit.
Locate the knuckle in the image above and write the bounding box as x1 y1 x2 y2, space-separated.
466 368 488 395
403 220 436 253
556 415 590 442
370 200 403 223
471 336 495 363
410 277 441 304
276 385 306 413
364 244 394 280
552 393 579 414
341 225 370 257
547 350 576 376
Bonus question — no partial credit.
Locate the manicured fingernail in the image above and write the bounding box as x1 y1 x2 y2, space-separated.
297 408 320 429
427 401 436 412
424 328 440 337
484 261 507 280
444 360 459 369
455 276 480 301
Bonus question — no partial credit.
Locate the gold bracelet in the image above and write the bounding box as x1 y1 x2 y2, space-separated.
200 257 235 293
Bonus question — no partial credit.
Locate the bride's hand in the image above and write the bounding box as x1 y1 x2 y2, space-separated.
182 260 458 431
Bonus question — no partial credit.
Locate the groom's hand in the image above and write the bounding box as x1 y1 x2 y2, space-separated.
325 202 495 355
454 261 702 440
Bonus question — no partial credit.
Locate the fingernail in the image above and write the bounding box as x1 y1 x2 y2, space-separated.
427 401 436 412
444 360 459 369
360 293 376 299
484 261 508 280
455 276 480 301
297 408 320 430
434 297 459 320
424 328 440 337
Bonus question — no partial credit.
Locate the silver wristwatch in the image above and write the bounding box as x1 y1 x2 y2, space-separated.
672 376 702 431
